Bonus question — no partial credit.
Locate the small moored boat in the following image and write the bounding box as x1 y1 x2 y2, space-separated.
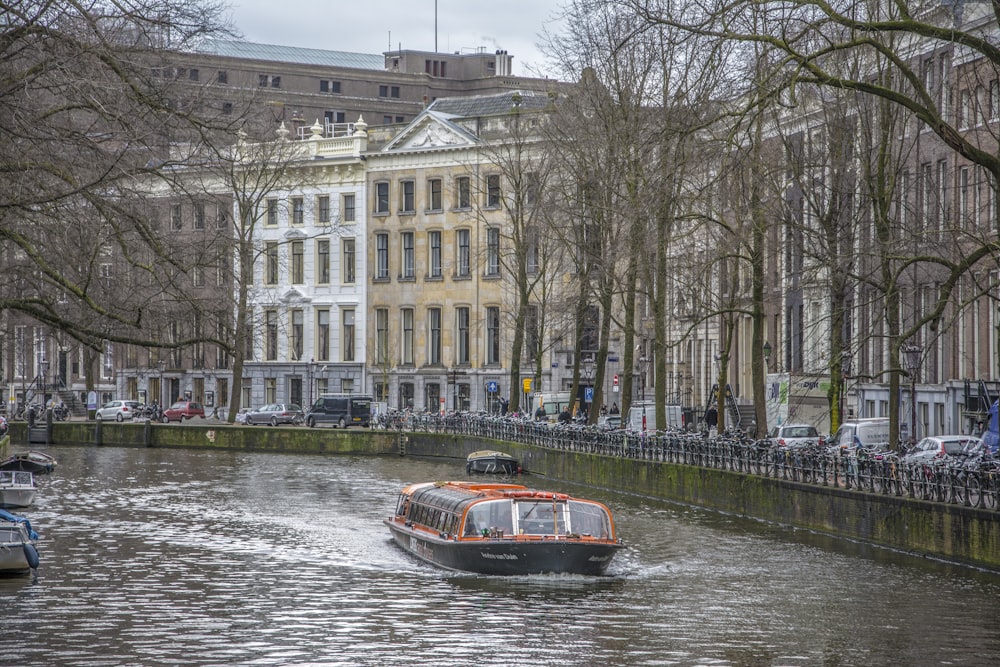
0 450 58 475
0 470 36 509
385 481 623 575
466 450 520 475
0 508 39 575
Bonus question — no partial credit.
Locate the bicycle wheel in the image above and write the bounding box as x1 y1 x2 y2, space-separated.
967 474 982 508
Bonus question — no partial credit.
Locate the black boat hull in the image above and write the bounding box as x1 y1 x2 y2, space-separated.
385 520 620 576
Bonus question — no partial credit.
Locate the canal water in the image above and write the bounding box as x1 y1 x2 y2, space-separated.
2 445 999 666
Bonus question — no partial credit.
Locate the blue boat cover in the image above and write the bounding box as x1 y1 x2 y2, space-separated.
984 401 999 456
0 508 38 540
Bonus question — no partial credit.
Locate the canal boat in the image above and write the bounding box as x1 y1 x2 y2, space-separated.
384 481 623 575
0 508 39 575
466 450 520 475
0 450 58 475
0 470 36 509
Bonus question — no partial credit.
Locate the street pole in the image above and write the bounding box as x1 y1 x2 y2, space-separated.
903 344 922 446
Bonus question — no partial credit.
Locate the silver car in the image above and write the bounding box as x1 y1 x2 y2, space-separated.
245 403 305 426
95 400 141 422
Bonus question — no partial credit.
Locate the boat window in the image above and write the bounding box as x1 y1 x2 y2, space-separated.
463 499 513 536
567 500 612 538
0 527 20 542
515 500 567 536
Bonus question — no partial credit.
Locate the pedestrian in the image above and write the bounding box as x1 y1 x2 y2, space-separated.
535 404 547 421
558 407 572 424
705 406 718 433
500 397 509 415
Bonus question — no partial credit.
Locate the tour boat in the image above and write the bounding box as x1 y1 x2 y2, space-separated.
0 509 39 575
0 470 36 509
385 481 623 575
465 450 520 475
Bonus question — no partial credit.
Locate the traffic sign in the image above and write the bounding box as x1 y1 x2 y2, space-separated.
486 381 498 393
613 374 619 386
585 387 593 402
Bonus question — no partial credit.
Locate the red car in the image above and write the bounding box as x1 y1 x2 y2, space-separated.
161 400 205 423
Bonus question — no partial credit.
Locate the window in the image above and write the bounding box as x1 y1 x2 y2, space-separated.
317 309 330 361
457 307 470 365
391 86 400 98
317 239 330 284
401 308 414 365
259 74 268 87
189 68 199 82
271 75 281 88
290 310 303 361
194 203 205 229
265 378 276 404
992 79 1000 120
429 231 442 278
376 308 389 365
266 310 278 360
401 180 415 213
486 228 500 276
320 80 341 94
192 266 205 287
486 174 501 207
379 85 389 97
959 167 970 228
937 158 948 231
343 239 356 283
318 195 330 223
526 228 539 274
376 233 389 279
486 306 500 365
383 116 393 125
428 307 442 365
375 182 390 214
265 242 279 285
266 198 278 226
428 179 442 211
216 204 229 229
401 231 414 279
457 229 471 277
217 70 228 84
171 204 182 231
292 197 304 226
291 241 304 284
343 193 356 222
457 177 471 208
342 309 355 361
222 102 232 115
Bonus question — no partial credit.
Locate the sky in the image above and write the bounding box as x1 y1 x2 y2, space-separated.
224 1 565 77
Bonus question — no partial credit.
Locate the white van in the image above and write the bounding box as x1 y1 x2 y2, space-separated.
826 418 891 454
529 392 573 422
627 403 682 431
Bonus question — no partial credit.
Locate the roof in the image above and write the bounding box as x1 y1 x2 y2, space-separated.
427 90 551 117
191 39 384 70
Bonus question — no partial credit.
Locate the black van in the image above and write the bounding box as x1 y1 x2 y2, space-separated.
305 394 372 428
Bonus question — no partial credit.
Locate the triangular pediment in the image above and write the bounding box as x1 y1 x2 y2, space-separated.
382 112 479 152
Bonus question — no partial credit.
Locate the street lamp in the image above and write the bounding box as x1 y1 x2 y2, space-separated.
39 360 49 407
840 350 853 425
637 356 649 402
903 344 922 445
763 341 772 371
582 355 595 416
158 359 166 409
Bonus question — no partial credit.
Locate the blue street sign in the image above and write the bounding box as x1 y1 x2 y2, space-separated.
487 381 498 393
585 387 594 402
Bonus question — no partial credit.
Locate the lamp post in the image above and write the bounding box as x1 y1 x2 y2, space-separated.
763 341 772 371
840 350 852 425
158 359 166 409
637 356 649 402
903 344 922 446
39 360 49 407
582 355 595 416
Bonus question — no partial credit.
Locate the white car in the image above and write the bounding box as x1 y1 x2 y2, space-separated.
769 424 822 449
95 400 141 422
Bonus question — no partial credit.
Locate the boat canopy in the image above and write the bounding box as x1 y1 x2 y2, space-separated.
0 508 38 539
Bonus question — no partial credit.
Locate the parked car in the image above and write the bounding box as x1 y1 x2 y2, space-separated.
596 415 622 431
95 400 141 422
826 418 891 455
305 394 373 428
245 403 304 426
160 400 205 423
902 435 980 465
234 408 252 425
768 424 822 449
